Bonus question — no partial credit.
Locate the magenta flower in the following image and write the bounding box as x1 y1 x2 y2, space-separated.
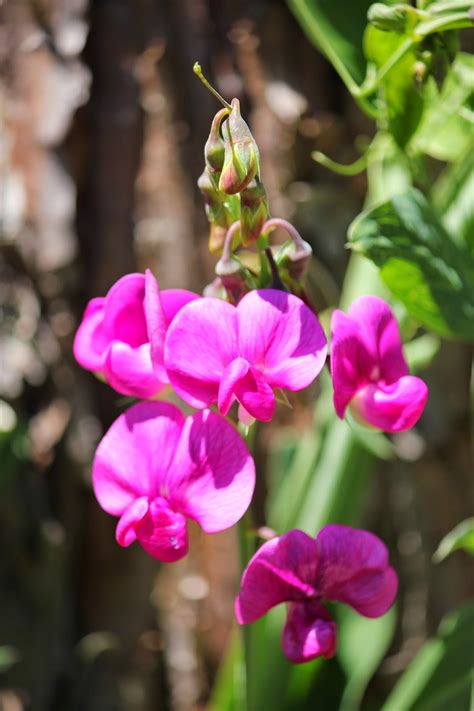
236 525 397 664
92 401 255 562
73 271 198 399
163 289 328 422
330 296 428 432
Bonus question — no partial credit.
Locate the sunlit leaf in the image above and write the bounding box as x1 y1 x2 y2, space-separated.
433 518 474 562
413 53 474 161
382 601 474 711
338 606 397 711
288 0 375 90
364 25 424 147
349 189 474 339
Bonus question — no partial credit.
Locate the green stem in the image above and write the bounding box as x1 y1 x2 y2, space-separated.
237 422 257 711
312 150 368 176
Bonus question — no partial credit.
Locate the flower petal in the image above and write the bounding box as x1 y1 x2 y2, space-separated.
164 297 239 408
116 496 149 546
315 524 398 618
348 296 408 383
237 290 327 390
104 341 164 398
235 530 318 624
145 270 199 382
218 358 250 415
73 297 107 371
92 401 185 516
102 273 149 346
330 308 376 417
282 602 337 663
167 409 255 533
351 376 428 433
234 366 275 422
134 497 188 562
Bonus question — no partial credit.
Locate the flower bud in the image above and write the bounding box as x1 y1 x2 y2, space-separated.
198 167 240 254
240 178 269 246
204 108 229 182
277 237 312 283
215 253 251 304
219 98 260 195
367 3 416 32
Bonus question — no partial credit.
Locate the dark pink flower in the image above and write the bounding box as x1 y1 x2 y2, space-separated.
163 289 327 422
73 271 198 398
236 525 397 663
93 401 255 562
331 296 428 432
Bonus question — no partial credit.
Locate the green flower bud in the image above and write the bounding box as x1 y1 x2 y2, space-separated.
204 108 229 182
240 178 269 246
198 167 241 254
219 99 260 195
277 238 313 283
367 3 418 33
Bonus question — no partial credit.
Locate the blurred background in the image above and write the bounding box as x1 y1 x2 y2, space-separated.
0 1 472 710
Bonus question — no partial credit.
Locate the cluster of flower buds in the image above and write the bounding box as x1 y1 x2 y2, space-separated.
73 71 429 665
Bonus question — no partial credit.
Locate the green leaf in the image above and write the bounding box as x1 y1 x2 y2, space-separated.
413 53 474 161
382 600 474 711
349 189 474 339
404 333 440 371
364 25 424 147
338 606 397 711
432 151 474 252
288 0 374 91
433 518 474 562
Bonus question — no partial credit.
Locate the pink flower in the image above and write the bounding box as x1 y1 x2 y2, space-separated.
330 296 428 432
92 401 255 562
73 271 198 399
163 289 328 422
235 525 397 664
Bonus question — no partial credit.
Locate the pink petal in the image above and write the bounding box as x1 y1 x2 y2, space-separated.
73 297 107 371
134 497 188 562
218 357 250 415
218 358 275 421
330 309 376 417
104 341 164 398
102 273 149 347
92 401 185 516
167 409 255 533
234 366 275 422
145 270 199 382
351 376 428 433
348 296 408 382
237 290 328 391
116 496 149 546
282 602 337 663
235 530 318 624
315 525 398 618
164 297 239 408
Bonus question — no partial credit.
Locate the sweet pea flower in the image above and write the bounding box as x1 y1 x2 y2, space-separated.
163 289 328 422
236 525 397 663
330 296 428 432
92 401 255 562
73 271 198 399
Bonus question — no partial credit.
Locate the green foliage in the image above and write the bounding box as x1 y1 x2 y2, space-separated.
349 189 474 339
364 25 424 146
338 606 397 711
433 518 474 562
413 53 474 161
382 601 474 711
432 149 474 252
288 0 374 89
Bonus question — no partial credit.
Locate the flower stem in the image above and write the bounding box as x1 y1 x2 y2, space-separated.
237 422 257 711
